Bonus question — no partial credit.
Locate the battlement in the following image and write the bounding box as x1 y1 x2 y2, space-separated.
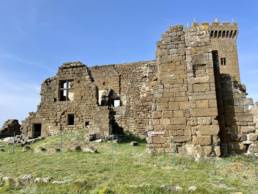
190 22 238 39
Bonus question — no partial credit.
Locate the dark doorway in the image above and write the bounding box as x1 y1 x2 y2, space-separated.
32 123 42 138
67 114 75 125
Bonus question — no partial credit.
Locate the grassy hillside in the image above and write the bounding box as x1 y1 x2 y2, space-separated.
0 134 257 194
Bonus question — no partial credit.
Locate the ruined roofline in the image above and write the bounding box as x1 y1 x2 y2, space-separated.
57 60 156 72
90 60 156 69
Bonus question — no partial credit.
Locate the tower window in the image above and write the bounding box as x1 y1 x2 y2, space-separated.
210 31 214 38
214 31 217 38
222 31 226 38
221 58 226 66
59 80 74 101
67 114 75 125
226 31 229 38
233 31 237 38
218 31 222 38
229 31 233 38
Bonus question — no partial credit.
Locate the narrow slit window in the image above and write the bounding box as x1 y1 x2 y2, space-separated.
222 31 225 38
226 31 229 38
233 30 237 38
218 31 222 38
214 31 217 38
210 31 214 38
229 31 233 38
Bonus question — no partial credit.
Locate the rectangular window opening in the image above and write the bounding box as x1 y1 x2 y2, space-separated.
59 80 74 101
67 114 75 125
220 58 226 66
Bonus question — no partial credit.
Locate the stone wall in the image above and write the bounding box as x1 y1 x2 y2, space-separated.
148 24 221 156
147 22 256 156
21 22 257 157
91 61 157 136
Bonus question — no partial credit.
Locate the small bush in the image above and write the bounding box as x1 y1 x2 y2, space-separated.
98 186 115 194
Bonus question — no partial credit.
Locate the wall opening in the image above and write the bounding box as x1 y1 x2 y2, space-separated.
226 31 229 38
32 123 42 138
59 80 74 101
214 31 217 38
67 114 75 125
222 31 226 38
85 121 89 127
221 58 226 66
210 31 214 38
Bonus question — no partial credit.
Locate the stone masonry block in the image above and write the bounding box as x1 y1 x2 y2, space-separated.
197 135 211 145
197 125 219 135
193 83 210 92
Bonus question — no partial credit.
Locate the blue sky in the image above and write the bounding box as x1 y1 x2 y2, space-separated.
0 0 258 126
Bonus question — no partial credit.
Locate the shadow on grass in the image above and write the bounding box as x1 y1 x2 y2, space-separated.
117 132 146 144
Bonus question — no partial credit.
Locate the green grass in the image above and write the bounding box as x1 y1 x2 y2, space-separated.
0 134 257 194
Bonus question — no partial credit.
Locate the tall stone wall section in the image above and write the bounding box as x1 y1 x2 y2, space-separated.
147 24 221 156
185 24 221 156
148 26 192 153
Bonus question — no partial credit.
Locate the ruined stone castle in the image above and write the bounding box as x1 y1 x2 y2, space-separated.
21 22 257 156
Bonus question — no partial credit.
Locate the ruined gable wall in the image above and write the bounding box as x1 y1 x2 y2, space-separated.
22 62 110 138
148 25 190 153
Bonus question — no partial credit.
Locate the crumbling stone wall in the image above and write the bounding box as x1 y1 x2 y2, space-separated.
220 76 256 153
148 24 221 156
22 62 110 138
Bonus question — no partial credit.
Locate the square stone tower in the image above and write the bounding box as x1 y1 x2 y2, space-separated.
148 22 256 156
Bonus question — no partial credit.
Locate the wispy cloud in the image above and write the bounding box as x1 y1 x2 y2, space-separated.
0 53 53 72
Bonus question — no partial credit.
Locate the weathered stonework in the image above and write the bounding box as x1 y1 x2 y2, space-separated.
21 22 257 156
251 102 258 130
